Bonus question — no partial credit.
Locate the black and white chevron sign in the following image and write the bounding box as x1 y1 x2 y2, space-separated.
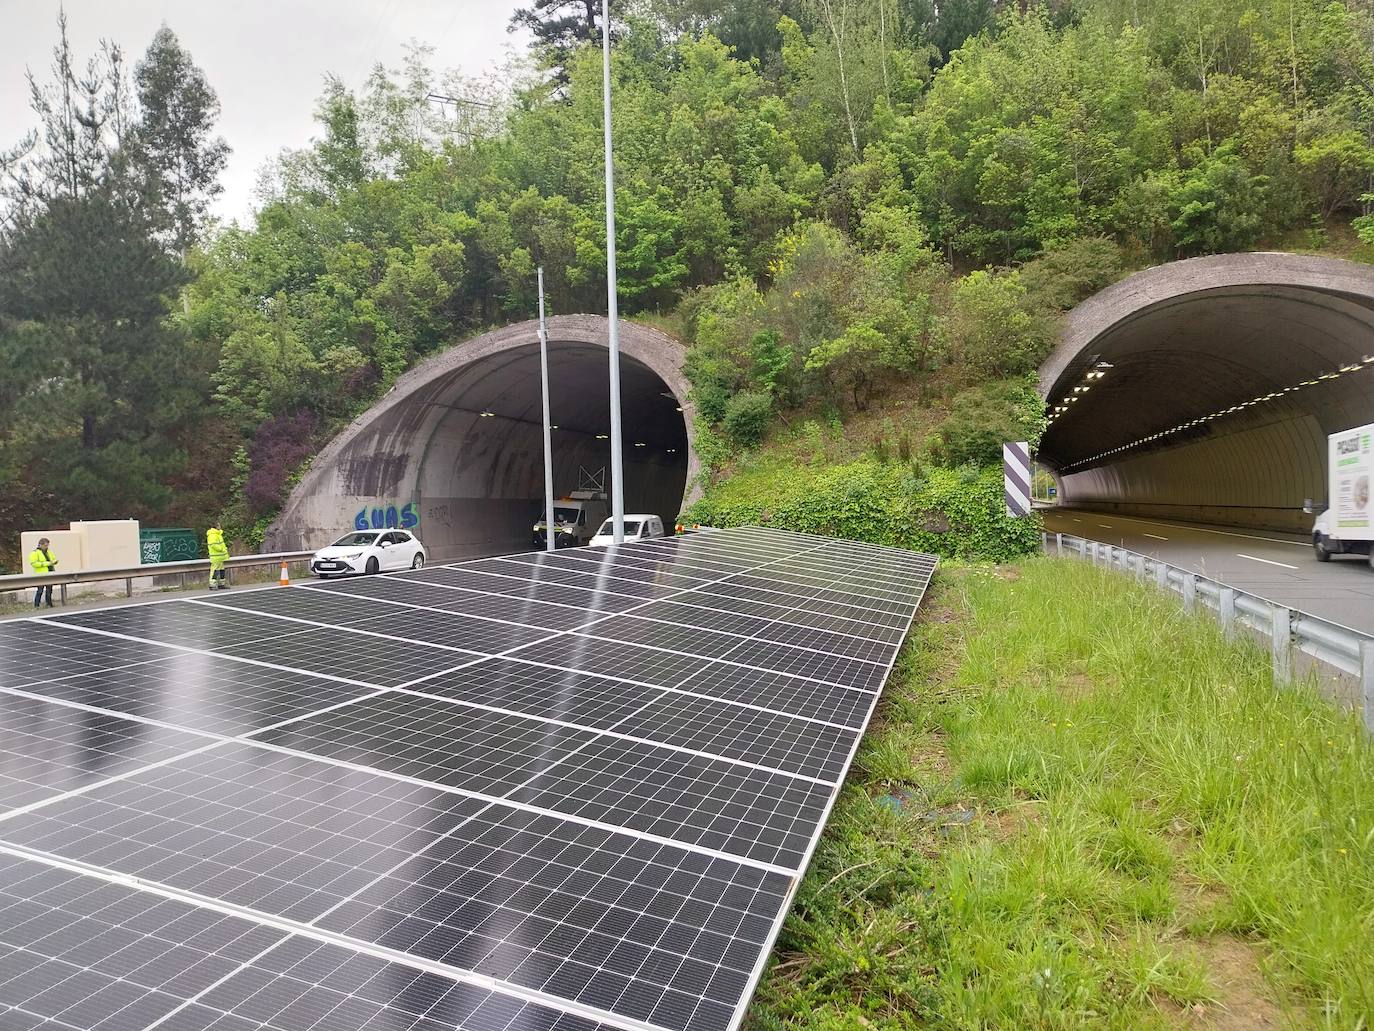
1004 441 1032 517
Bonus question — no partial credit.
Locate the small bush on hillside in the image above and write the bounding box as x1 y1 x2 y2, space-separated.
950 270 1056 378
934 379 1047 467
1019 237 1126 311
244 410 317 514
723 391 774 448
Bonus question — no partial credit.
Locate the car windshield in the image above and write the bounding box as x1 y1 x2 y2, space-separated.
553 507 580 524
597 520 640 536
332 532 378 547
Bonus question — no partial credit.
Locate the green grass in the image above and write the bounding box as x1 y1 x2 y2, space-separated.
747 559 1374 1030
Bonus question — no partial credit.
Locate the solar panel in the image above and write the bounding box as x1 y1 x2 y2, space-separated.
0 526 935 1031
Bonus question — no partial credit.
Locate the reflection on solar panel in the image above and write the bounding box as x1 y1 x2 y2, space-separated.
0 526 935 1031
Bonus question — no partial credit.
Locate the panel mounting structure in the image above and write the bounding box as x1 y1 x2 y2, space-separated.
0 526 936 1031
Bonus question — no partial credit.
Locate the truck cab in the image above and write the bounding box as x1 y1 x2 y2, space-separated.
532 491 609 549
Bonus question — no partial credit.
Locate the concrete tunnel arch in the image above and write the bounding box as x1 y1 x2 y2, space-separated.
266 314 699 560
1038 253 1374 533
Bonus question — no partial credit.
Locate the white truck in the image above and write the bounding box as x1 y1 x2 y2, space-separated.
1310 421 1373 569
532 490 609 549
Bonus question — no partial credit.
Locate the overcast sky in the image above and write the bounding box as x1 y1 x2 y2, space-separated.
0 1 529 225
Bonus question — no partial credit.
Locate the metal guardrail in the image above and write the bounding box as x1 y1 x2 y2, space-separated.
0 551 315 606
1044 532 1374 732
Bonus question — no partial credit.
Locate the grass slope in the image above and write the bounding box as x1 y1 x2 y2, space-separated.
749 559 1373 1029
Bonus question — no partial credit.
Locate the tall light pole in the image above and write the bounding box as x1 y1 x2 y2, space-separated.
537 267 555 553
601 0 625 544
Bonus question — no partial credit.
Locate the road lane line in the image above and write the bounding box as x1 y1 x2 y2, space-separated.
1143 533 1169 541
1097 524 1113 529
1236 553 1299 570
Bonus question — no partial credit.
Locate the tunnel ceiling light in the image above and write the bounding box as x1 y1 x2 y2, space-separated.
1054 351 1373 473
666 448 677 453
596 433 609 440
634 441 646 447
675 406 683 412
479 411 496 418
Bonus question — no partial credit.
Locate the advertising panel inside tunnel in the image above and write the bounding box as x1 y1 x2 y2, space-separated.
267 316 695 561
1037 254 1374 534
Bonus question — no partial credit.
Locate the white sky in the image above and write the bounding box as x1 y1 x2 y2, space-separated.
0 0 529 225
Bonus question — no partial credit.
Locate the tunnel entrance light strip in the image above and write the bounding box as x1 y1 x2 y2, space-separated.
1053 354 1374 471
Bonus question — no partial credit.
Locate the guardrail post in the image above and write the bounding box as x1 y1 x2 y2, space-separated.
1182 572 1197 612
1155 560 1168 591
1219 587 1237 641
59 584 67 606
124 577 132 598
1055 533 1064 556
1270 605 1293 685
1362 641 1373 734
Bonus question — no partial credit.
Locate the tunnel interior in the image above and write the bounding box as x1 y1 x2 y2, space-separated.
412 343 689 558
267 316 694 560
1039 258 1374 533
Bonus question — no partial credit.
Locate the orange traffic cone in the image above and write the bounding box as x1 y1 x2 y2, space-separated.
279 561 290 587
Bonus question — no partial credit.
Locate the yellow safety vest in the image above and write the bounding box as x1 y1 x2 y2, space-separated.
29 549 56 574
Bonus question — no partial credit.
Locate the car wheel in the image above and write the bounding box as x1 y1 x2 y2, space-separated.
1314 535 1332 562
411 553 425 570
365 556 379 575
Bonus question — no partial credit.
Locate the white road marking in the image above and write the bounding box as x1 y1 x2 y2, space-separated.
1143 533 1169 541
1097 524 1113 529
1051 512 1308 548
1236 553 1299 570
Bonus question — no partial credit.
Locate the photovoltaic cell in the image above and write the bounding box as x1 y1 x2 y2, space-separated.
0 853 609 1031
0 693 205 814
0 744 486 923
13 654 376 737
0 526 936 1031
0 621 183 689
413 659 667 731
506 736 832 869
256 692 598 794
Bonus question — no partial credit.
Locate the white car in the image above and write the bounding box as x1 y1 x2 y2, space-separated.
588 514 666 547
310 529 426 577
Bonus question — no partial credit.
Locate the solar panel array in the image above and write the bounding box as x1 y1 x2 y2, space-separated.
0 526 936 1031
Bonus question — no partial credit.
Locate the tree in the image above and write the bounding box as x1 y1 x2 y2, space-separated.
132 26 229 254
510 0 626 87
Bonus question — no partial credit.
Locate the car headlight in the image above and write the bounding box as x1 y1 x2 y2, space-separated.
343 552 363 559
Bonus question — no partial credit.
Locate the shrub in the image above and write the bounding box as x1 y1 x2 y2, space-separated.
244 410 317 514
683 458 1042 562
934 379 1047 467
722 390 774 448
1019 237 1125 311
949 270 1055 378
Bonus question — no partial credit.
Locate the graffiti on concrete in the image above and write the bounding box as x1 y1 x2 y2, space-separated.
427 503 453 528
355 501 420 531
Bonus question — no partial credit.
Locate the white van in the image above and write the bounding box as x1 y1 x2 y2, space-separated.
589 514 666 547
533 492 610 549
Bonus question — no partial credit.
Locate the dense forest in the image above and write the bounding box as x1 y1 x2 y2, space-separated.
4 0 1374 562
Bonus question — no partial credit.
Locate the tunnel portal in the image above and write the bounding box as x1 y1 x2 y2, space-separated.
1039 254 1374 533
267 315 696 560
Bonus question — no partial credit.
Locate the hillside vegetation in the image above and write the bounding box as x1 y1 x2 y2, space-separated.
4 1 1374 559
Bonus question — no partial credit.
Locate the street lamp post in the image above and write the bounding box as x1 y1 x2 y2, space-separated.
601 0 625 544
538 267 555 553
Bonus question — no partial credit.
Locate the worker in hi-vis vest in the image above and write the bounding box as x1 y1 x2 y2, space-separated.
206 523 230 590
28 538 57 609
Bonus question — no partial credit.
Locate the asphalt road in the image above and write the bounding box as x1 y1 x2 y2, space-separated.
1041 508 1374 634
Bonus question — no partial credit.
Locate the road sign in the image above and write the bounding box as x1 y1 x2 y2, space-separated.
1004 441 1032 517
